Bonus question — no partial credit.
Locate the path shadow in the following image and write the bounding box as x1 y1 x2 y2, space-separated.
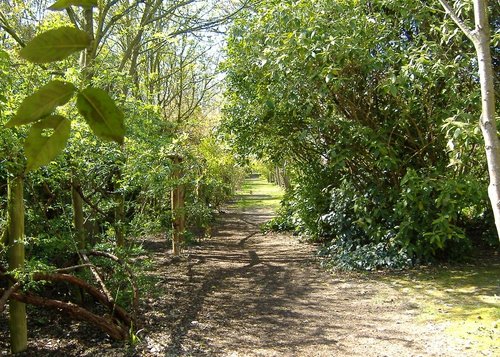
163 210 413 356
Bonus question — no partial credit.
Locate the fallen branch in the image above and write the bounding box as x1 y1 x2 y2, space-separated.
32 272 133 328
0 254 138 340
10 292 128 340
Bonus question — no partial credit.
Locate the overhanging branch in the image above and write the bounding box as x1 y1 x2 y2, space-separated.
438 0 477 43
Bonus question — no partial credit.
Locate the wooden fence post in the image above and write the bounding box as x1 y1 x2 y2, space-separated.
170 155 185 256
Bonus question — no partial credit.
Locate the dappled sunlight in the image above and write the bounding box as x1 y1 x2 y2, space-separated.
148 177 474 356
228 176 284 211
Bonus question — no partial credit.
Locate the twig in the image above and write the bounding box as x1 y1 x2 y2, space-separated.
437 0 476 43
87 250 139 320
0 282 22 313
71 181 107 217
79 252 115 306
55 263 94 273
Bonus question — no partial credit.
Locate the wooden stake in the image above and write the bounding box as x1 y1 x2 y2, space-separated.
7 175 27 353
170 155 185 256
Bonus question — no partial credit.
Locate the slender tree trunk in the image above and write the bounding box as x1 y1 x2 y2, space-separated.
114 160 125 247
1 227 7 246
71 174 85 250
472 0 500 241
282 164 291 189
170 156 184 256
177 184 185 249
71 7 95 250
78 6 128 248
439 0 500 241
7 175 27 353
82 8 94 71
275 167 283 187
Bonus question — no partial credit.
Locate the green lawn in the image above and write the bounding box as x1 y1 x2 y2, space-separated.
231 176 284 211
380 263 500 352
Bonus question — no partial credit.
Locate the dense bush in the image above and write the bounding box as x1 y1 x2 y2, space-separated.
223 0 499 269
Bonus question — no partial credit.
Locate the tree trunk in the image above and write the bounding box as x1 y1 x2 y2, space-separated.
439 0 500 241
472 0 500 241
71 7 95 251
275 166 284 187
282 164 291 190
170 156 185 256
7 175 27 353
72 174 85 250
115 194 125 247
114 161 125 247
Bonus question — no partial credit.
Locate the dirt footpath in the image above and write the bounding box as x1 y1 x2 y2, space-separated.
137 206 470 357
1 202 475 356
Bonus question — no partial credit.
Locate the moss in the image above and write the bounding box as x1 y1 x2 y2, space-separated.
380 263 500 353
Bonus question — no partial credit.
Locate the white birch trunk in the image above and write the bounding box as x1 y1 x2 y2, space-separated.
439 0 500 241
472 0 500 241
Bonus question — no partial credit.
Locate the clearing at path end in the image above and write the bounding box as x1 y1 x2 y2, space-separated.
137 177 475 356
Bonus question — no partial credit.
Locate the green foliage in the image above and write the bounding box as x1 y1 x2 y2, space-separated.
48 0 98 11
319 242 411 271
0 4 247 348
182 136 246 233
6 80 76 127
24 115 71 171
6 26 124 173
223 0 499 268
27 232 75 266
76 87 125 145
185 201 213 233
1 1 240 261
19 26 91 64
394 169 482 259
262 198 295 232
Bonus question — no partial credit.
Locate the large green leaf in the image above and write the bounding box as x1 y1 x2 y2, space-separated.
76 88 125 144
19 27 90 63
48 0 97 10
0 49 9 61
5 80 76 128
24 115 71 172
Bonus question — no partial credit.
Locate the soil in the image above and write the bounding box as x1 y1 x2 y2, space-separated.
0 203 480 356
